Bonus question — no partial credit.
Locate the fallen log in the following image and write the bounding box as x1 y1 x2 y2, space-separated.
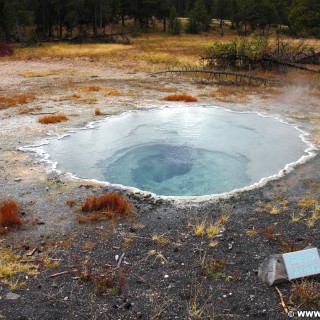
152 69 309 86
263 55 320 73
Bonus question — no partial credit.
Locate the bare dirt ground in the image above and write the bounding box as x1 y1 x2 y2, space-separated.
0 59 319 320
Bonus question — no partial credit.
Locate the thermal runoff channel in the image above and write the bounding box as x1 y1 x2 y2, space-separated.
38 106 308 196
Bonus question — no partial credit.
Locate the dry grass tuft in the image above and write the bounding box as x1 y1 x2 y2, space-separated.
152 234 169 246
82 98 97 104
0 201 22 234
105 90 122 96
192 215 228 239
17 105 42 115
82 86 103 92
19 71 57 78
298 198 317 209
162 94 198 102
0 248 39 291
290 280 320 307
201 259 227 280
81 192 132 214
63 93 81 100
0 94 36 110
38 114 68 124
95 108 103 116
76 192 134 223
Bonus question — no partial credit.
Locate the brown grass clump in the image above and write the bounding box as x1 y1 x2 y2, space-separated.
105 90 122 96
63 93 81 100
76 192 134 223
38 114 68 124
0 201 22 234
95 108 103 116
0 94 36 110
290 280 320 307
162 94 198 103
82 192 132 214
19 71 57 78
17 106 42 115
82 86 103 92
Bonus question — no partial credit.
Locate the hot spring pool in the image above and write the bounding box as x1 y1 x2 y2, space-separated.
32 106 313 197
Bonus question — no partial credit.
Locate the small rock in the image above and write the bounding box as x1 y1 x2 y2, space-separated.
14 178 22 182
64 296 68 301
258 254 288 286
6 292 21 300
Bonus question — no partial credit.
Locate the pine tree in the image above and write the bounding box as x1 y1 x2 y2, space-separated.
167 5 181 35
186 0 210 34
289 0 320 37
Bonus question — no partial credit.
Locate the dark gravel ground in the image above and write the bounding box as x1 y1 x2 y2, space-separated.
0 153 319 320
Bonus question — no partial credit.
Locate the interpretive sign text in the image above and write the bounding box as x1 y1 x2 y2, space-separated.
282 248 320 280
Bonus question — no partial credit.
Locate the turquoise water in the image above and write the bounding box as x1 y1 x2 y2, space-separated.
38 106 307 196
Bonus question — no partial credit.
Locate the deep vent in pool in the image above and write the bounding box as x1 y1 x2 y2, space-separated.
37 106 308 197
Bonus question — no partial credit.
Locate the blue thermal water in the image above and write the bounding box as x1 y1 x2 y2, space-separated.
38 106 307 196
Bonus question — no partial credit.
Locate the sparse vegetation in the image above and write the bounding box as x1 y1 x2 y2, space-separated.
0 201 22 234
63 93 81 100
246 229 257 236
192 215 228 240
0 248 39 291
304 201 320 228
82 86 103 92
208 241 218 248
104 90 122 96
261 226 276 240
0 94 36 110
148 250 168 265
188 284 215 319
201 259 227 280
38 114 68 124
94 108 103 116
76 192 134 223
163 94 198 103
152 234 169 246
19 71 57 78
290 280 320 308
194 222 206 237
76 258 128 295
206 223 221 238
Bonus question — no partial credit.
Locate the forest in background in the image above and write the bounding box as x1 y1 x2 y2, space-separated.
0 0 319 45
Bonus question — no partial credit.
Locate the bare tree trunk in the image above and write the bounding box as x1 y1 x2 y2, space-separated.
93 0 98 36
99 0 103 30
13 8 23 45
